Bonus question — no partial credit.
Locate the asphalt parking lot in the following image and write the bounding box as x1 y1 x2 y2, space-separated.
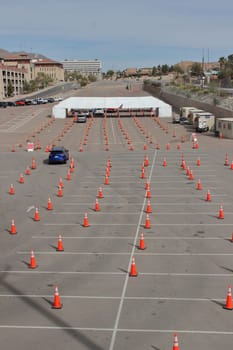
1 81 233 350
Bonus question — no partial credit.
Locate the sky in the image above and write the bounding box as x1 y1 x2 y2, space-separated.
1 0 233 71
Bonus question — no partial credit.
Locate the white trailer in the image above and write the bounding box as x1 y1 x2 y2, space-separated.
188 109 204 125
216 118 233 139
194 112 215 132
180 107 196 121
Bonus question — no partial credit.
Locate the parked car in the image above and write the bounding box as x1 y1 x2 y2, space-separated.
15 99 26 106
0 101 8 108
6 101 17 107
48 146 69 164
94 108 105 116
37 98 48 104
54 97 63 102
47 97 55 103
77 113 87 123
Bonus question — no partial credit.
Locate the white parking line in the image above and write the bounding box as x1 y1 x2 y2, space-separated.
17 251 233 256
50 211 233 215
32 236 229 240
0 325 232 334
43 223 137 226
62 202 232 206
43 223 233 226
0 294 225 302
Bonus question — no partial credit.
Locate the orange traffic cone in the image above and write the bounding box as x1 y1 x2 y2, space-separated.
98 187 103 199
146 200 152 213
19 173 24 184
57 186 63 197
186 166 190 176
52 286 63 309
34 208 40 221
206 189 211 202
143 143 147 150
31 158 37 169
105 167 110 177
230 161 233 170
59 178 64 189
129 257 138 277
70 159 75 169
231 233 233 243
144 155 149 166
189 170 194 180
146 187 151 199
9 184 15 195
83 213 89 227
29 250 37 269
94 198 100 211
56 234 64 251
47 197 53 210
25 166 31 175
177 143 181 150
145 179 150 190
225 153 229 166
218 204 224 219
141 168 146 179
10 219 17 234
166 143 170 150
107 158 112 168
196 179 202 190
66 169 71 180
196 157 201 166
224 286 233 310
105 175 109 185
144 214 151 229
139 233 146 250
173 333 180 350
163 157 167 167
11 144 15 152
181 159 186 170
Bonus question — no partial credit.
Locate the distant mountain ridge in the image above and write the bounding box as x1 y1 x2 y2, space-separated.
0 48 48 59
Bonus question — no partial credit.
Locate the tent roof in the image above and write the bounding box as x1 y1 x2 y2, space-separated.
57 96 170 110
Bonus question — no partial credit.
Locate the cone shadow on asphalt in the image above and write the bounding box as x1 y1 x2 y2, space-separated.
0 267 106 350
211 299 225 307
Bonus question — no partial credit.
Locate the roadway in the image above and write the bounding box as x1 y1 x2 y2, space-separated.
0 80 233 350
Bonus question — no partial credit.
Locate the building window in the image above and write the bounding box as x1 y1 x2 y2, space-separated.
228 122 232 130
218 121 222 128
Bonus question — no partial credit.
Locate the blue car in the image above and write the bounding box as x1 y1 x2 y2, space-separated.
48 146 69 164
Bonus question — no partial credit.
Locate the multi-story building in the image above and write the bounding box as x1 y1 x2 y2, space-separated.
0 52 64 99
0 63 26 99
33 58 64 82
61 59 102 79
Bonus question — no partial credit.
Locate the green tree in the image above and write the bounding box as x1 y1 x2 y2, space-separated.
152 66 157 76
105 70 114 79
161 64 169 74
88 74 97 82
190 62 203 76
173 64 184 74
7 81 14 97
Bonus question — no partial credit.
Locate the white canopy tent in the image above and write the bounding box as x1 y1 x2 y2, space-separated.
52 96 172 118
